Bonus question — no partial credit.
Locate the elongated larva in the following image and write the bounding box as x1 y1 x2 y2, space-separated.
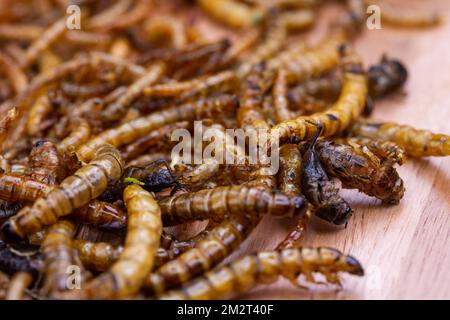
0 107 18 148
26 95 51 137
58 120 91 153
77 95 239 162
378 3 440 28
88 0 133 29
60 81 116 99
75 185 162 299
0 52 28 94
277 205 313 249
145 213 259 295
73 240 123 272
19 18 67 68
41 220 76 297
348 119 450 157
144 16 187 49
281 9 315 31
102 63 166 122
270 44 367 144
197 0 263 29
0 24 43 41
316 139 405 204
160 185 307 226
159 247 364 300
1 145 124 240
0 173 51 203
273 68 293 123
5 272 32 300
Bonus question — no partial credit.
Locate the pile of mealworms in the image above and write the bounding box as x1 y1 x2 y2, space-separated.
0 0 447 300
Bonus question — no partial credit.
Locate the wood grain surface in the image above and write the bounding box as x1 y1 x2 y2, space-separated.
215 0 450 300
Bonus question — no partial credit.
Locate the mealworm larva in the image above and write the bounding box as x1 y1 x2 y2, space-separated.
270 44 367 144
144 15 187 49
1 145 124 240
143 70 237 98
336 137 406 165
97 0 151 32
160 185 307 226
71 201 126 231
60 81 116 99
281 9 315 31
5 271 33 300
87 0 133 29
28 141 65 184
277 205 313 249
238 12 287 77
0 107 18 148
102 63 166 122
316 139 405 204
348 119 450 157
73 239 123 272
0 52 28 94
197 0 264 29
19 18 67 68
145 213 259 295
0 173 51 203
57 119 91 153
378 2 440 28
76 185 162 299
77 95 239 162
159 246 364 300
273 68 293 123
266 41 306 71
64 30 112 46
0 24 43 41
40 220 76 297
39 49 61 72
26 95 51 137
368 55 408 98
301 126 352 225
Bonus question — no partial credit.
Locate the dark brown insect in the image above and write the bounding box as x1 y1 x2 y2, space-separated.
368 55 408 98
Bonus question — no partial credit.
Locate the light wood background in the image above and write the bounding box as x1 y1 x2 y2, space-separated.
195 0 450 300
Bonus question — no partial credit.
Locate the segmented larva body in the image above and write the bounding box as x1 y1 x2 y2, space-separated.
0 107 18 148
73 239 123 272
316 139 405 204
159 247 364 300
102 62 166 122
266 41 306 71
87 0 133 29
77 95 239 162
144 16 187 50
281 9 315 31
0 24 43 41
57 120 91 153
41 220 76 297
160 185 307 226
60 81 116 99
0 173 51 203
0 52 28 94
1 145 124 240
5 272 33 300
378 3 440 28
19 18 67 68
273 68 293 123
277 205 313 249
237 13 287 77
71 201 126 231
270 45 367 144
145 213 259 295
26 95 51 136
348 120 450 157
197 0 263 29
78 185 162 299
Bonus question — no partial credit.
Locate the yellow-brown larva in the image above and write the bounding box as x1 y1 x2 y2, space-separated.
273 68 293 123
73 240 123 273
57 119 91 153
1 145 124 240
0 52 28 94
5 272 33 300
26 95 51 137
77 95 239 162
159 247 364 300
0 173 51 203
348 119 450 157
0 107 18 148
378 2 440 28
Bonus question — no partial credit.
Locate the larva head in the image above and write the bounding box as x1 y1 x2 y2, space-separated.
319 247 364 276
368 56 408 98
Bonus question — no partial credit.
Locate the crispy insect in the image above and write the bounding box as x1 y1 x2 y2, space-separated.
301 125 352 225
378 2 440 28
57 119 91 153
75 185 162 299
277 144 302 196
71 201 126 231
277 205 313 249
73 240 123 273
26 95 52 137
77 95 239 162
0 52 28 94
0 173 51 203
40 220 76 297
316 139 405 204
161 185 306 226
102 63 166 122
159 247 364 300
0 240 42 279
144 213 259 295
28 141 65 184
0 107 18 148
368 55 408 98
19 18 67 68
273 68 293 123
1 145 124 240
270 44 367 144
5 272 33 300
348 119 450 157
197 0 263 29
